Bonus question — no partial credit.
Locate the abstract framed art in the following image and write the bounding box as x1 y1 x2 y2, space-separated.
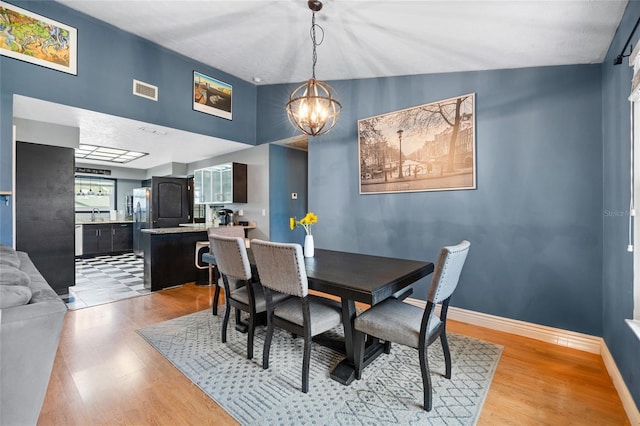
0 1 77 75
193 71 233 120
358 93 476 194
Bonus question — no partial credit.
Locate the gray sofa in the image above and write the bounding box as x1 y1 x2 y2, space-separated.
1 244 68 426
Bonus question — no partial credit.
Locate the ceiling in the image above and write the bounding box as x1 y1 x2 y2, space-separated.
13 1 629 171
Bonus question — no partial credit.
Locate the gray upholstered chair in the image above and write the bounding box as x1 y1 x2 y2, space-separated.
251 239 342 393
208 226 247 315
208 235 287 359
353 240 471 411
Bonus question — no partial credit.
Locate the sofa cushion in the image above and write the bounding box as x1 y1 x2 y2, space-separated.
0 265 31 287
0 244 20 268
0 285 32 308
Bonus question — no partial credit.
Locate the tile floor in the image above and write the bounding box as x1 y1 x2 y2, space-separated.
64 253 149 310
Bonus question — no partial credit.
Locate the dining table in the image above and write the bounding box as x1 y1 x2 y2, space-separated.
203 247 434 385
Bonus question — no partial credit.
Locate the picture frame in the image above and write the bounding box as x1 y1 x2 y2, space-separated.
0 1 77 75
193 71 233 120
358 93 476 194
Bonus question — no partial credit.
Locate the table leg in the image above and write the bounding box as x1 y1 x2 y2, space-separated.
330 299 357 385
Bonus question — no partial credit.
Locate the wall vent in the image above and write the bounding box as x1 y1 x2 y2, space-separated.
132 79 158 101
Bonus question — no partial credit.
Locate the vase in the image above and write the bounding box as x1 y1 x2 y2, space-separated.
304 234 315 257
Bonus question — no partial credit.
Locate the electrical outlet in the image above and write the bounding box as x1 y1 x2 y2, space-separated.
291 192 298 200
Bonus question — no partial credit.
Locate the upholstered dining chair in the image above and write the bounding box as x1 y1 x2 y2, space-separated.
353 240 471 411
208 226 246 315
208 235 287 360
251 239 343 393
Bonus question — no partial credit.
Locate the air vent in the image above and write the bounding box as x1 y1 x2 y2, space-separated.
132 79 158 101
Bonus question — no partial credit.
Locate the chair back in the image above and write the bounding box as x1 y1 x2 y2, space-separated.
427 240 470 304
251 239 308 297
208 235 252 281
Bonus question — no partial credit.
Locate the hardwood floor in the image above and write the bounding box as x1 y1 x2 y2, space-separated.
38 283 630 425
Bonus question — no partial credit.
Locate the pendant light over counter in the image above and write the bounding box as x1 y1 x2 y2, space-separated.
286 0 342 137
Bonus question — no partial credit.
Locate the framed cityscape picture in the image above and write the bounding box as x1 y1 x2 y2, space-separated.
0 1 77 75
193 71 233 120
358 93 476 194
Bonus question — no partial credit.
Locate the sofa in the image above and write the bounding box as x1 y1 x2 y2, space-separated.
0 244 68 426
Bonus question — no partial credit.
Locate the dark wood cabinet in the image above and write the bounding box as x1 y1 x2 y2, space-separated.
112 223 133 252
82 223 112 255
82 223 133 255
16 142 75 295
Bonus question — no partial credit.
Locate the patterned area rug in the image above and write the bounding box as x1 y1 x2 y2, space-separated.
137 309 502 425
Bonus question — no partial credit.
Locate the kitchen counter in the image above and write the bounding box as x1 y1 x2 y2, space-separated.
141 227 209 235
178 223 256 230
76 220 133 224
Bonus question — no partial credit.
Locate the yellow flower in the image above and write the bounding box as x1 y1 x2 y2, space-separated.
290 212 318 235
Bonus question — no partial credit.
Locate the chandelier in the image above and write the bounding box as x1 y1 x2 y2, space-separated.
286 0 342 137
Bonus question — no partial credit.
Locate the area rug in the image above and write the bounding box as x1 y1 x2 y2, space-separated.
137 308 502 425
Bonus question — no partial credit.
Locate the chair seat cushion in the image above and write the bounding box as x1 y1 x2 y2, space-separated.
354 299 441 349
274 296 342 336
231 283 289 312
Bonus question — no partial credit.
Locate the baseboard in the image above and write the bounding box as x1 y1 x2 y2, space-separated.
405 298 601 353
600 342 640 425
403 298 640 424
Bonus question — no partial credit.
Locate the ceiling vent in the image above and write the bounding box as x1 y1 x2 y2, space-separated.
133 79 158 101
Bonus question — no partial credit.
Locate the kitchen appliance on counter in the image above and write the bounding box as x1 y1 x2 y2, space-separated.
133 187 151 257
217 209 235 226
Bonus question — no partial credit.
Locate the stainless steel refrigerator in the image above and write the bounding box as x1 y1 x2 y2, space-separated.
133 187 151 257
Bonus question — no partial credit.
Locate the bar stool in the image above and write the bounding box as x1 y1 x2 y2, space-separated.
194 240 212 285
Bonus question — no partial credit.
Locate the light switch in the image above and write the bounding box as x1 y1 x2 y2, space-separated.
291 192 298 200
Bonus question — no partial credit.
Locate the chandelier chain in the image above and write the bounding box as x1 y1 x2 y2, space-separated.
310 11 324 80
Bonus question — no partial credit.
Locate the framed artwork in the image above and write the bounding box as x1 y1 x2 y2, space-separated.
0 1 77 75
193 71 233 120
358 93 476 194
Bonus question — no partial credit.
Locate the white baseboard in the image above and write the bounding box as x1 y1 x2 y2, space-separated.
404 298 640 424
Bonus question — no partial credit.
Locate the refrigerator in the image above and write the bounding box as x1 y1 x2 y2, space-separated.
133 187 151 257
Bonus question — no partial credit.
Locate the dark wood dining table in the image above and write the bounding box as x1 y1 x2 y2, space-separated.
203 247 434 385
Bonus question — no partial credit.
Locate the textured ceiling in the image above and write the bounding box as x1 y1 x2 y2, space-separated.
13 1 630 170
55 0 629 84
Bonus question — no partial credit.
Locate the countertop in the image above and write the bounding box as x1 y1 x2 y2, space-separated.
178 223 256 229
76 220 134 225
141 227 209 235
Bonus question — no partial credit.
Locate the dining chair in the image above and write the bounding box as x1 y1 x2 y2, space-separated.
353 240 471 411
251 239 343 393
208 235 287 360
208 226 247 316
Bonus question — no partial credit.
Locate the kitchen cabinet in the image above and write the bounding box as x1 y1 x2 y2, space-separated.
82 223 112 255
112 223 133 252
194 162 247 204
82 222 133 255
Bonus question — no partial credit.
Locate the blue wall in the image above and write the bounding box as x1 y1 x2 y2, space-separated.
0 1 257 244
602 1 640 408
258 65 604 336
269 144 308 244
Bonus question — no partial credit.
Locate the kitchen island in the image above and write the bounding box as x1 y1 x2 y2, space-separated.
141 227 208 291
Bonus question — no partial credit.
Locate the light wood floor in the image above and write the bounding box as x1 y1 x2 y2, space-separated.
38 283 630 425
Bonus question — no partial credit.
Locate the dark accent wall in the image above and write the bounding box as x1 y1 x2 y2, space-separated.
0 0 257 245
258 65 604 337
269 144 308 244
602 1 640 408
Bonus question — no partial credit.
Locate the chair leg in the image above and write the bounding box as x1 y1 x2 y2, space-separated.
212 269 220 316
221 302 231 343
440 331 452 379
263 317 274 370
419 345 433 411
302 334 311 393
383 340 392 354
247 314 255 360
353 330 366 380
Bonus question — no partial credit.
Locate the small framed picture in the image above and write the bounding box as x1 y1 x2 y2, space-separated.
193 71 232 120
0 1 77 75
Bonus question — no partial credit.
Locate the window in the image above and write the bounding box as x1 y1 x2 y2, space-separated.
75 177 116 212
629 43 640 337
